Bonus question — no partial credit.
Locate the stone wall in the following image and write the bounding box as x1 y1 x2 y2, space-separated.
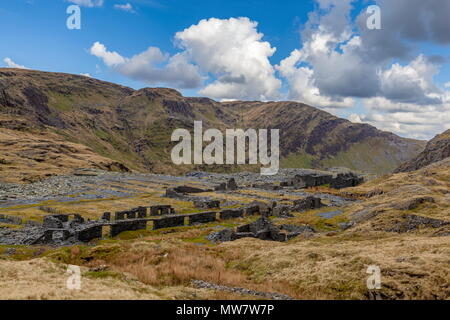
150 205 175 216
110 220 148 237
136 206 147 218
188 212 217 225
272 205 294 217
77 225 103 242
43 229 71 242
4 198 305 246
215 178 239 191
291 173 333 188
245 205 261 216
115 207 151 220
252 183 281 191
245 201 273 216
43 215 67 229
101 212 111 221
220 209 244 220
282 172 364 189
115 211 126 221
174 186 208 194
153 216 185 230
293 196 323 211
330 173 364 189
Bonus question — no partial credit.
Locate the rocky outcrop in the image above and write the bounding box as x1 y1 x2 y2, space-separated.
386 214 449 233
395 129 450 173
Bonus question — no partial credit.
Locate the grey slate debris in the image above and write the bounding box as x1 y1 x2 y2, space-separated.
386 214 449 233
191 279 294 300
207 217 315 243
193 200 220 209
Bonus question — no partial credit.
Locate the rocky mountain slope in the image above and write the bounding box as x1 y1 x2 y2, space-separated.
395 129 450 173
0 68 426 182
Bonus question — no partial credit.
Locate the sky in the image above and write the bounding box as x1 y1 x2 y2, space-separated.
1 0 449 140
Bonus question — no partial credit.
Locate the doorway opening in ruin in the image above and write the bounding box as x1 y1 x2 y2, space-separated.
102 225 111 238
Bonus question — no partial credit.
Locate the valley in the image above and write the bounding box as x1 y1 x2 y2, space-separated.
0 69 448 300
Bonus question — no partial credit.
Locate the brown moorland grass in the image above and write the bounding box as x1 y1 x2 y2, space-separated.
48 239 300 299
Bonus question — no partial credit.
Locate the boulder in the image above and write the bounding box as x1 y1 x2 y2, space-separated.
193 200 220 209
214 183 227 191
227 178 238 190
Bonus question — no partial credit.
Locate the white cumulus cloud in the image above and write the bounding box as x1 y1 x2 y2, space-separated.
90 41 126 67
89 42 204 89
3 57 28 69
175 17 282 101
279 0 450 139
355 103 450 140
276 49 355 109
380 55 444 105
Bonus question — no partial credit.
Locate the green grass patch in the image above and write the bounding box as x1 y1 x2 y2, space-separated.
84 270 123 280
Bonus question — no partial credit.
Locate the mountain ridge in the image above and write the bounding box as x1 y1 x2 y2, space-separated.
0 68 426 182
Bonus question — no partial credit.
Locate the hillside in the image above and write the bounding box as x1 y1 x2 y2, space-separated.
395 129 450 173
0 68 426 183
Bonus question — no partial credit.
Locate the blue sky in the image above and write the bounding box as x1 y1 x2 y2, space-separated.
1 0 449 140
1 0 316 89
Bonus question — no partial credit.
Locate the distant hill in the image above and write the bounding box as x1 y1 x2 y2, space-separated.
0 68 426 182
395 129 450 173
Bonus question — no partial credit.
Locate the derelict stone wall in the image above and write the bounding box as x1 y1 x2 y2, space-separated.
188 212 217 225
153 216 185 230
220 209 244 220
77 225 103 242
110 220 148 237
